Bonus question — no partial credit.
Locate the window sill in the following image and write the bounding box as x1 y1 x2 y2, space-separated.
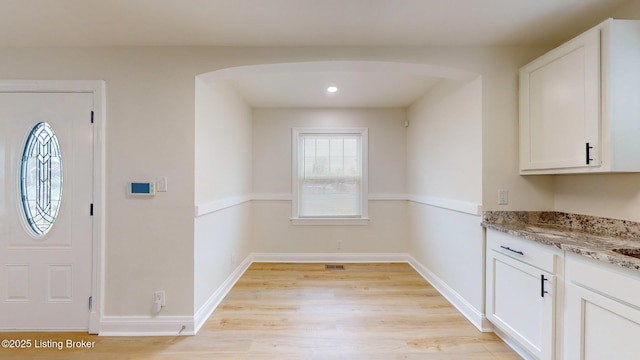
290 218 370 226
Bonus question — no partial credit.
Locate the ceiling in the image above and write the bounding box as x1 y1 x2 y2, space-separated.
0 0 632 108
0 0 629 47
213 61 465 108
227 71 440 108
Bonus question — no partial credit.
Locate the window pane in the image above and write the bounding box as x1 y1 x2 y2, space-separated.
344 156 358 175
304 137 316 157
316 138 330 157
330 138 343 157
344 138 357 157
20 122 63 236
298 133 362 217
299 179 361 217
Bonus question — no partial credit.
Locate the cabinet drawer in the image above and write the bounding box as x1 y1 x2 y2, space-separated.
565 253 640 360
487 229 559 273
566 253 640 308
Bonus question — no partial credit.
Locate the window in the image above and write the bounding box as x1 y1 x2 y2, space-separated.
292 128 368 225
20 122 63 236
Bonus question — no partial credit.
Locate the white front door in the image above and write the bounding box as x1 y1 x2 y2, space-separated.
0 92 94 330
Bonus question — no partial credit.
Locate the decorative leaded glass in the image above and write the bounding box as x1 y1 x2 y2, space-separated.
20 122 63 236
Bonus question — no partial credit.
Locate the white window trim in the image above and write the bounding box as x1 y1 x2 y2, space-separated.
291 127 369 226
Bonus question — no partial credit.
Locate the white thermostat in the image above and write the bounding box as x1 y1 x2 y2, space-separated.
128 182 155 196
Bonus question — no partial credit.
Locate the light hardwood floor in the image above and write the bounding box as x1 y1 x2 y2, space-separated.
1 263 521 359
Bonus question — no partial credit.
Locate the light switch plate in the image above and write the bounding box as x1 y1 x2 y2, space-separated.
498 189 509 205
156 176 168 192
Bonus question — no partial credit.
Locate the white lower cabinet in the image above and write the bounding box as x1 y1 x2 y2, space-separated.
487 229 640 360
564 254 640 360
486 229 561 359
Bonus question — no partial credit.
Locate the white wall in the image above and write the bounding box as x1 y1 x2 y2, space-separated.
252 108 408 253
194 202 251 313
407 78 485 326
194 78 253 313
408 202 485 324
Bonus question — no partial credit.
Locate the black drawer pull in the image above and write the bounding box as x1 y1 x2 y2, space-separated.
541 275 549 298
500 245 524 256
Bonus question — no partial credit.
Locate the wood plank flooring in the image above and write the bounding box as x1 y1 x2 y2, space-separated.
0 263 521 359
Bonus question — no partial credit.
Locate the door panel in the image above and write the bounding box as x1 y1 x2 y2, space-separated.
565 283 640 360
0 92 93 330
487 250 555 359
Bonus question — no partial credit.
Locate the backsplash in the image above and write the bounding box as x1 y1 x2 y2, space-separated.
483 211 640 241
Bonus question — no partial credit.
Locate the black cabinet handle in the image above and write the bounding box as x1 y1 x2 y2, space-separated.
541 275 549 298
500 245 524 256
586 142 594 164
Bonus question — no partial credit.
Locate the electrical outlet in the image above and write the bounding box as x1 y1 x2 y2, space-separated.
154 290 166 307
498 189 509 205
337 240 343 250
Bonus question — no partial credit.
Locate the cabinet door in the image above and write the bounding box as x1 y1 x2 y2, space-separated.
564 283 640 360
487 250 555 359
520 26 600 171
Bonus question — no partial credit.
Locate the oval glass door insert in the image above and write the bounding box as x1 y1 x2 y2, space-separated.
20 122 63 236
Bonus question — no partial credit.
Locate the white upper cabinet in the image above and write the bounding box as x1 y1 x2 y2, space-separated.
520 19 640 174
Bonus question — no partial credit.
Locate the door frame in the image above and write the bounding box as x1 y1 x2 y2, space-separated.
0 80 105 333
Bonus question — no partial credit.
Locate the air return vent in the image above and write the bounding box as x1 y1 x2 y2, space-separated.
325 264 345 270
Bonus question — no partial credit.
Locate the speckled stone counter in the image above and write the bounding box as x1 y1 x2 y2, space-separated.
482 211 640 272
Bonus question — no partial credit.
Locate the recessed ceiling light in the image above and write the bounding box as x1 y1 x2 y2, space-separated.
327 86 338 93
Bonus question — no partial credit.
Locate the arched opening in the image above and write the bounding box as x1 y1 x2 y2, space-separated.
193 60 484 330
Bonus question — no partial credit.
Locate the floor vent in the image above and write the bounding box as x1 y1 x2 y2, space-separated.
325 264 345 270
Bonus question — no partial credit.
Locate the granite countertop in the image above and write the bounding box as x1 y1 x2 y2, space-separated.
482 211 640 273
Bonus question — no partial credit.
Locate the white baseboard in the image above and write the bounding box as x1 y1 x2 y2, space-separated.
250 252 409 263
99 253 489 337
407 255 492 332
99 316 195 336
193 255 253 334
493 326 536 360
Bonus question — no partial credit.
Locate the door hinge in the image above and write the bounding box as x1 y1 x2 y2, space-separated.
89 296 93 310
90 203 94 216
91 111 94 124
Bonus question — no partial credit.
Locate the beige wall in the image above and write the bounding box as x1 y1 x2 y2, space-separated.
0 45 558 321
252 108 408 253
407 78 482 203
407 77 485 320
195 78 252 203
475 47 555 211
252 108 407 195
252 200 408 253
0 48 202 316
553 175 640 221
194 78 253 312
